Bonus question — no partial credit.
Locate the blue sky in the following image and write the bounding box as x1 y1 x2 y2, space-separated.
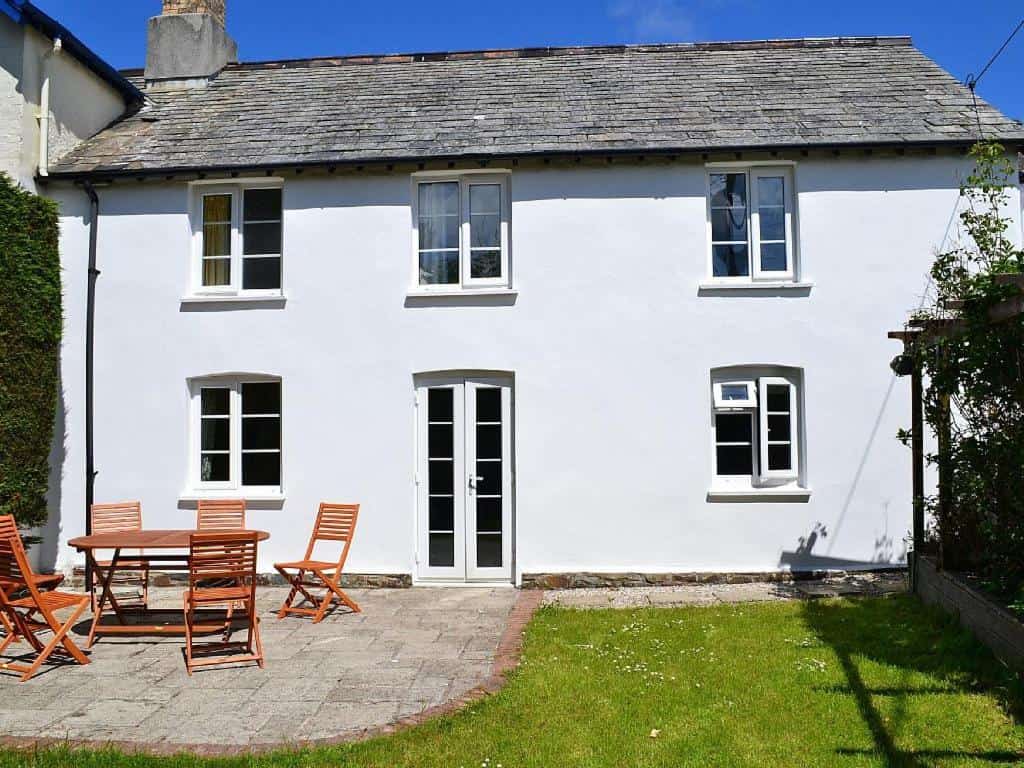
33 0 1024 120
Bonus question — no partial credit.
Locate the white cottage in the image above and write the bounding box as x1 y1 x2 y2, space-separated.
36 1 1024 586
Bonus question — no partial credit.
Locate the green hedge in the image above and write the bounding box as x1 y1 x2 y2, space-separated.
0 173 61 530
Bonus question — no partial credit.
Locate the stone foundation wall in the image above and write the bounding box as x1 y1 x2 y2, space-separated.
70 569 412 590
520 568 906 590
916 556 1024 671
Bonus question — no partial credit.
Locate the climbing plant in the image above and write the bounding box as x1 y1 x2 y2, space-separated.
0 173 61 531
910 141 1024 609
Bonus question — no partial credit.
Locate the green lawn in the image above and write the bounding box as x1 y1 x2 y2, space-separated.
4 595 1023 768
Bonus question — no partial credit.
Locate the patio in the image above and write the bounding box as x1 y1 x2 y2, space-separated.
0 586 522 750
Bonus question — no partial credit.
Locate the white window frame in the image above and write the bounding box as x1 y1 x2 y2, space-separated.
190 181 284 298
410 172 511 292
705 165 797 284
710 367 804 492
758 377 799 481
188 375 283 495
713 380 757 409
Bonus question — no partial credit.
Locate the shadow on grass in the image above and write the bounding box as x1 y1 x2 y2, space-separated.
802 596 1024 767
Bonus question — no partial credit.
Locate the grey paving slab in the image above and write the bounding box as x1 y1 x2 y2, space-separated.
0 586 518 747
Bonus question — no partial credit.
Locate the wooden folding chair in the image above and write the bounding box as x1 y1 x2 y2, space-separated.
275 503 360 623
183 531 264 675
196 499 246 530
90 501 149 611
0 515 90 682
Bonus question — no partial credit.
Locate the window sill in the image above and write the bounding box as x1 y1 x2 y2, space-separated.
178 490 285 504
706 487 812 503
405 288 517 299
180 294 286 306
698 281 814 294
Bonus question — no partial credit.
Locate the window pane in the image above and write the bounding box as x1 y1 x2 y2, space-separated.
470 250 501 279
242 383 280 414
757 176 785 207
476 498 502 533
201 419 229 451
476 424 501 459
767 414 791 442
428 388 454 421
716 445 752 475
711 208 747 242
418 182 459 250
768 444 793 471
202 257 230 286
243 256 281 290
203 194 231 223
419 251 459 284
469 185 501 248
476 388 501 422
201 453 229 482
429 532 455 567
476 460 501 495
429 497 454 532
760 243 788 273
429 423 454 459
242 451 280 485
428 459 454 494
720 383 750 402
766 385 790 413
712 244 749 277
243 222 281 256
759 206 785 242
715 413 752 444
201 388 230 416
710 173 746 208
476 534 502 568
203 223 231 257
244 188 282 222
242 416 280 450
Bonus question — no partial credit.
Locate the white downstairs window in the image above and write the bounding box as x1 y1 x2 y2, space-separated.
192 183 283 296
711 368 804 492
189 376 282 494
412 173 511 291
707 166 796 282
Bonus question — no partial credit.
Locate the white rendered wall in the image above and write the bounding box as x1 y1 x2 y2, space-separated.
48 155 1024 579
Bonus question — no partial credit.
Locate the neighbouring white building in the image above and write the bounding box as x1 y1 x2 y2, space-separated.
30 1 1024 585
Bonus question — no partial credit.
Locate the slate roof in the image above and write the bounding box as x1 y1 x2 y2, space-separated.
49 36 1024 177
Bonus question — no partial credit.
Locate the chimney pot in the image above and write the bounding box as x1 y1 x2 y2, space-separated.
161 0 226 29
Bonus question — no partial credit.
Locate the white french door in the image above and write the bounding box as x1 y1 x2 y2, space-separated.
416 375 513 582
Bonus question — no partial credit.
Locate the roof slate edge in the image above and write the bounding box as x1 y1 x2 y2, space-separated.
46 136 1024 182
116 35 914 76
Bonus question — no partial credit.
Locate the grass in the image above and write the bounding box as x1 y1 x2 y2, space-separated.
3 595 1023 767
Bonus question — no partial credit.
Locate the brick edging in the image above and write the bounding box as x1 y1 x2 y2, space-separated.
0 590 545 758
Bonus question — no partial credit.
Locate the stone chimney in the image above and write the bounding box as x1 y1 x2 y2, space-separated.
145 0 237 89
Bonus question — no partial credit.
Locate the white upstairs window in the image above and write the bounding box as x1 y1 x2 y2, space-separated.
412 173 511 291
707 167 796 282
192 183 283 297
189 377 282 494
711 368 803 492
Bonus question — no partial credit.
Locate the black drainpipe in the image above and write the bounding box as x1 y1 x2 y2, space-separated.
82 181 99 592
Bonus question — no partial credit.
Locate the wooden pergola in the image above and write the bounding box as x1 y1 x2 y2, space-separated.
888 273 1024 588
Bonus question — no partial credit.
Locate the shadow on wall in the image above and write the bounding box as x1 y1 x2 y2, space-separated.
800 597 1024 765
779 521 906 572
31 368 65 573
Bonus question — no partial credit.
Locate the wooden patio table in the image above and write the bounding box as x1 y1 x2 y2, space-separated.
69 529 270 647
